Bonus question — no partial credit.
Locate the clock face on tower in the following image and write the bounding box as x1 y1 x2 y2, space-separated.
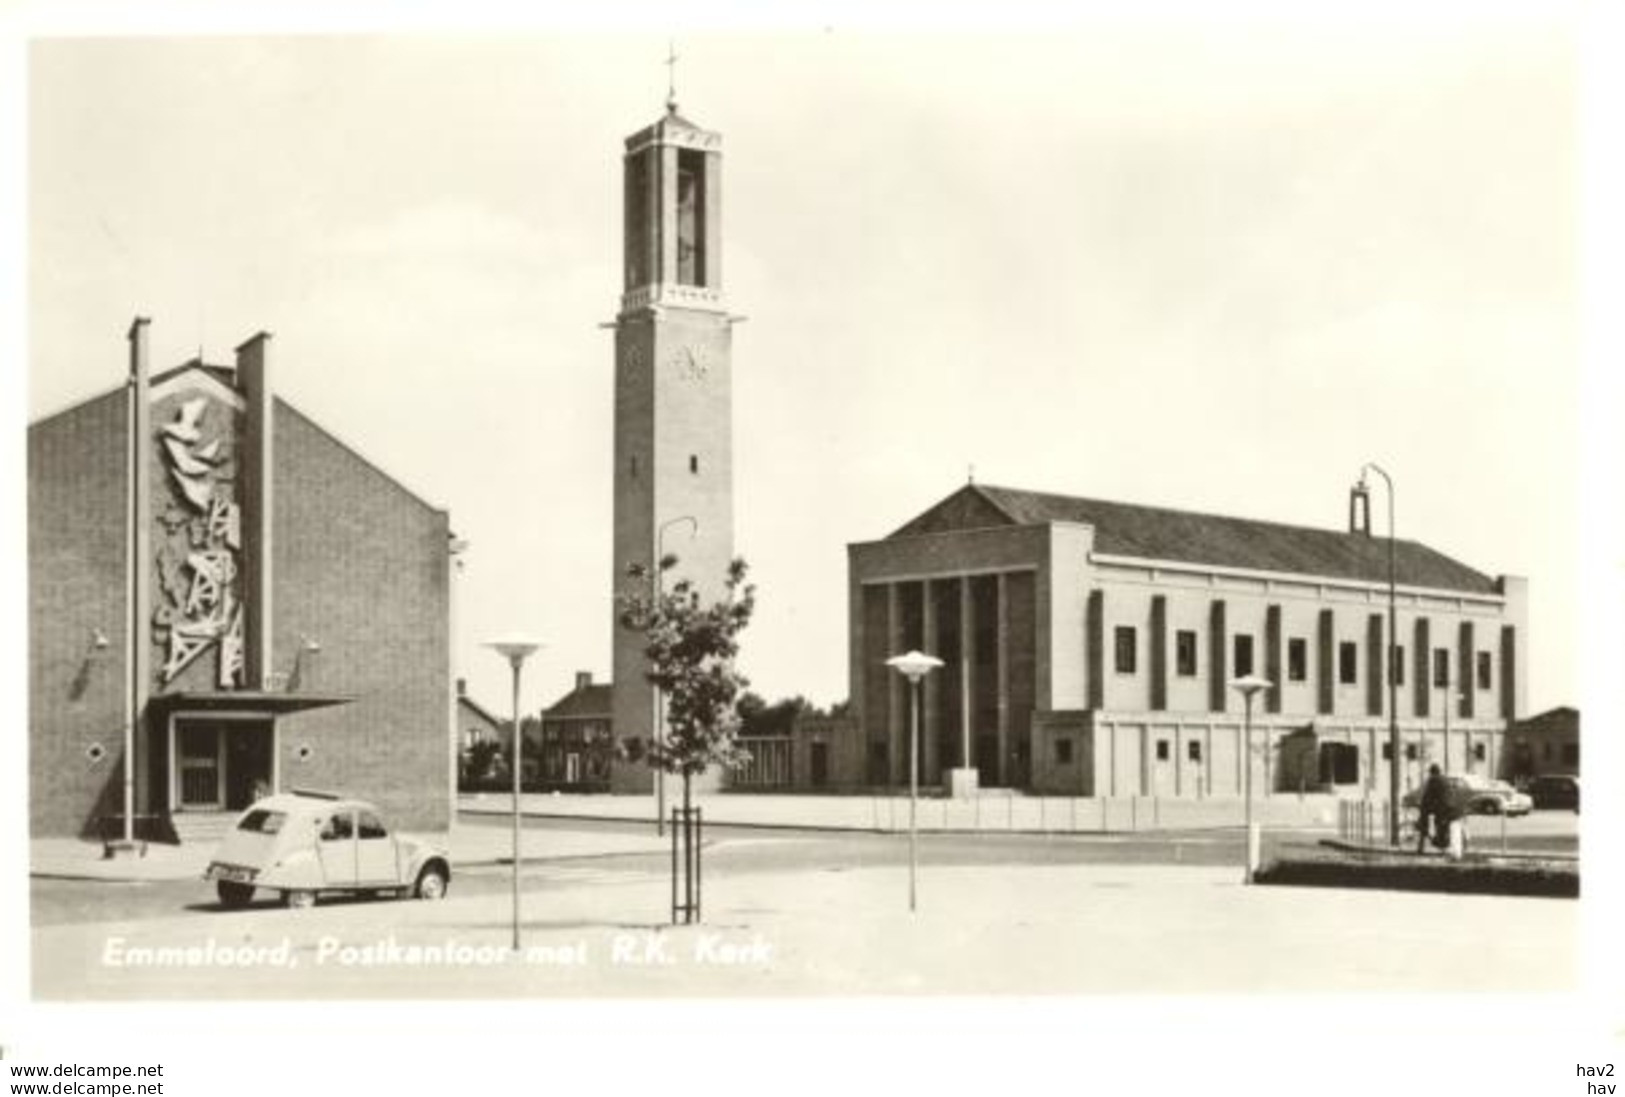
670 346 709 381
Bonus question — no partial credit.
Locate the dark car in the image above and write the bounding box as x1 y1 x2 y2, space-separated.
1527 775 1580 812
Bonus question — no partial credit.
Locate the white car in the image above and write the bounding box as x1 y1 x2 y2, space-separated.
203 790 451 909
1468 777 1533 817
1402 774 1534 817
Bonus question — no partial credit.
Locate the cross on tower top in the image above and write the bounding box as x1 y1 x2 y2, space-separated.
665 41 679 114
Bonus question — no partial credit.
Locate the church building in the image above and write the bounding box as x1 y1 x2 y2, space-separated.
848 482 1529 799
607 96 737 792
29 322 454 840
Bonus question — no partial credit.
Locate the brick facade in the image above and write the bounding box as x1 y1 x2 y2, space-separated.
28 348 451 838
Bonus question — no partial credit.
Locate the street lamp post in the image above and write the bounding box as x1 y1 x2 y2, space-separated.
1356 463 1400 845
886 650 943 912
653 516 697 837
486 635 542 953
1230 674 1272 883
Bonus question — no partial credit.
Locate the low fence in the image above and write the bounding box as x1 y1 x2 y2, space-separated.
1335 798 1522 852
1337 799 1393 845
860 793 1340 834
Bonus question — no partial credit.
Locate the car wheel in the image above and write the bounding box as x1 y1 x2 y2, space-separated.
415 864 449 901
216 881 254 909
283 888 317 910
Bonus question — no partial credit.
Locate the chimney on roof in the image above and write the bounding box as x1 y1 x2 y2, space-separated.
457 678 467 697
1348 480 1372 537
575 671 592 692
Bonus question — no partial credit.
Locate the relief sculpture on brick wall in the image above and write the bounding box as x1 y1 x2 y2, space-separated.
151 395 244 688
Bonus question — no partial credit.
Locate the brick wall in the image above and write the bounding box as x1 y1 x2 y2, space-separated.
29 392 132 836
269 402 450 831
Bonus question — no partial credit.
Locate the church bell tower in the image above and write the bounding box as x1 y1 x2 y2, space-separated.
609 98 734 793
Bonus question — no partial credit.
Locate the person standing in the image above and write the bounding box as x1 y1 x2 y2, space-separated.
1417 763 1449 853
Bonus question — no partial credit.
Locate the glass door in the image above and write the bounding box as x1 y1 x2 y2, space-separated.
176 722 222 809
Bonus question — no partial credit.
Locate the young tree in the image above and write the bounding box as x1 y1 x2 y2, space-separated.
617 555 757 820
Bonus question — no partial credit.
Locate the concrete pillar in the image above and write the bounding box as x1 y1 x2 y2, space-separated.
922 580 940 784
1500 625 1517 721
237 332 274 690
996 573 1010 787
1208 600 1227 712
1317 609 1335 715
703 150 723 290
1459 621 1476 720
1368 726 1379 795
127 318 152 825
1265 604 1283 714
1086 589 1104 710
1414 617 1432 717
1366 613 1385 717
660 144 678 286
886 583 904 786
959 577 974 771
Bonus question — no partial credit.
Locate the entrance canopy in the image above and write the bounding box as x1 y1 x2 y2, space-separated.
150 691 351 717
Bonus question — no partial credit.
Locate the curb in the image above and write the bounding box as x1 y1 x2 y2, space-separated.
455 806 1334 838
1319 838 1579 863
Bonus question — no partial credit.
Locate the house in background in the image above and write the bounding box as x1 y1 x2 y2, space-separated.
538 672 615 791
455 678 507 787
29 321 453 841
1507 706 1578 780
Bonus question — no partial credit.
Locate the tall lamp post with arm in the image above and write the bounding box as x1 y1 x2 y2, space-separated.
886 650 943 913
1353 463 1400 845
485 635 542 953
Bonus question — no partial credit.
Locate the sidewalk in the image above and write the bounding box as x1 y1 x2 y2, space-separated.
460 789 1344 832
31 859 1576 998
29 821 669 884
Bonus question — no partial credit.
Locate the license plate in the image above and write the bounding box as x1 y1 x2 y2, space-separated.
207 864 255 884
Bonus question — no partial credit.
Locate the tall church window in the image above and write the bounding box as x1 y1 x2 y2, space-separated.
1287 638 1307 682
1232 634 1255 678
1338 641 1358 684
1114 626 1136 674
676 149 706 286
1175 630 1197 676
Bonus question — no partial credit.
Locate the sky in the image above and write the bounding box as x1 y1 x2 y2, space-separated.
21 17 1586 721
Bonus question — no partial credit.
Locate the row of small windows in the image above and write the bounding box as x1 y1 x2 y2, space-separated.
1381 741 1489 763
1054 737 1205 765
1113 626 1494 688
1063 738 1494 767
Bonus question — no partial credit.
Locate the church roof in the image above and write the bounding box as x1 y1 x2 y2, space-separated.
888 483 1500 595
623 105 714 150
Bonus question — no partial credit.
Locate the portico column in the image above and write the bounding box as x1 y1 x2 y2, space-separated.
922 581 940 785
886 583 904 786
959 577 974 770
996 573 1009 787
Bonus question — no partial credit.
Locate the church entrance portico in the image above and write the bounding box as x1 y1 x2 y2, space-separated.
153 691 347 819
169 715 274 814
